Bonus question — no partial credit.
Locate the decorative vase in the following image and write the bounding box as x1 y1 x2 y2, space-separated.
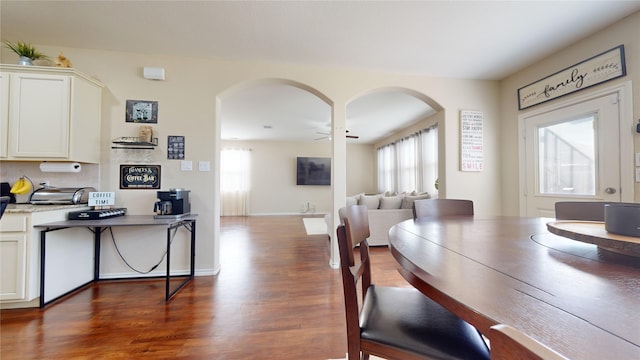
18 56 33 66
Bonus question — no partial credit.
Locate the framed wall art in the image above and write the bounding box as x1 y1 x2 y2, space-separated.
120 165 161 189
460 110 484 172
126 99 158 123
167 136 185 159
518 45 626 110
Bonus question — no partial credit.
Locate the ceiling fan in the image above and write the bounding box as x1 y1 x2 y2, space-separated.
314 130 359 141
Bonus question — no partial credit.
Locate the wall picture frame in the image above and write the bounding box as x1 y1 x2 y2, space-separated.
167 136 185 160
126 99 158 123
120 165 161 189
517 45 626 110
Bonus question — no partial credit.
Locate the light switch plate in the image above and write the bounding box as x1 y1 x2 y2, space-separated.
198 161 211 172
636 167 640 182
181 160 193 171
635 153 640 167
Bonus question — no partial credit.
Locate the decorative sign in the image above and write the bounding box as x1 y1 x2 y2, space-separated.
518 45 626 110
460 110 483 172
125 99 158 123
120 165 161 189
88 192 115 206
167 136 185 159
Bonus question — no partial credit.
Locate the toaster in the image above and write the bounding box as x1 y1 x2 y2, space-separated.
29 187 97 205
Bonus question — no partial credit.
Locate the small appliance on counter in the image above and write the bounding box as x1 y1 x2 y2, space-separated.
0 182 16 203
154 188 191 218
68 207 127 220
29 186 97 205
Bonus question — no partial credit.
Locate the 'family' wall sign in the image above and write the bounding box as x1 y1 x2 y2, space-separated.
517 45 625 110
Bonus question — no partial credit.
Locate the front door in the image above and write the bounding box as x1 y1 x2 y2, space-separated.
523 93 622 217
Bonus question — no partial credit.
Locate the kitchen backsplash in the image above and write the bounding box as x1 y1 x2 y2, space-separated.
1 161 100 202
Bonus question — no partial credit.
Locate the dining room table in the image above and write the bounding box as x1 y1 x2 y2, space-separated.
388 215 640 360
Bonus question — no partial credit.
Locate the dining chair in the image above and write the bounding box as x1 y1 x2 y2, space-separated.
554 201 615 221
412 198 474 220
337 204 490 360
489 324 568 360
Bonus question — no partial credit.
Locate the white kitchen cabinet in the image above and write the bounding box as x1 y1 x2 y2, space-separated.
0 214 30 302
0 207 91 309
0 65 103 163
0 72 8 157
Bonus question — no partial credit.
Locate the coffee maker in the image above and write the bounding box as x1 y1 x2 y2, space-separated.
154 188 190 217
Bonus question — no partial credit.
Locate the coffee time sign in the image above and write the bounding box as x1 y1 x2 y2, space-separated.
518 45 625 110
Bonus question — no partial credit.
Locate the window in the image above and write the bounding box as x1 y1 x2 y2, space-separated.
221 148 251 216
537 116 595 195
377 125 438 195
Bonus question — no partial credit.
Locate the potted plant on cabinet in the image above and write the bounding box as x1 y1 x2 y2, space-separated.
3 40 49 65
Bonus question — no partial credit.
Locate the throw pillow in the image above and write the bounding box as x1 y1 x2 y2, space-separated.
359 194 381 210
346 196 358 207
401 194 431 209
380 195 403 209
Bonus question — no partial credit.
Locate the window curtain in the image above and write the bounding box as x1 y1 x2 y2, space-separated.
377 144 395 193
418 126 438 195
377 124 438 195
221 148 251 216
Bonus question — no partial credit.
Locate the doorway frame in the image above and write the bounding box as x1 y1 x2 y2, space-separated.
517 81 634 216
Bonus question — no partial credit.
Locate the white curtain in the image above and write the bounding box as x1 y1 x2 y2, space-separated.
377 144 395 193
376 125 438 195
221 148 251 216
419 126 438 195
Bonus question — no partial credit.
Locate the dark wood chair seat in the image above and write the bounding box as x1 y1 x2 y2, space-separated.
337 205 490 360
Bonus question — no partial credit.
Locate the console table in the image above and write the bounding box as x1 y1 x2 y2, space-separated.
34 215 197 308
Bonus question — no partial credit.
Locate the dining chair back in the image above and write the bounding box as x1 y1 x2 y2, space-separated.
554 201 617 221
490 324 569 360
412 198 474 219
337 204 490 360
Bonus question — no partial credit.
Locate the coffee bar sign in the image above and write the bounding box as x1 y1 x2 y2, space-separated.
120 165 161 189
518 45 626 110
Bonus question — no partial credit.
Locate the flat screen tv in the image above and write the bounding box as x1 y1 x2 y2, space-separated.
296 157 331 186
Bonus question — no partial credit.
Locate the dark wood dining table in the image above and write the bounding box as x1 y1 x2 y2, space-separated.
388 216 640 360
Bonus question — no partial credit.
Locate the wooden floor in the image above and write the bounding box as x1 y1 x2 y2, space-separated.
1 216 409 359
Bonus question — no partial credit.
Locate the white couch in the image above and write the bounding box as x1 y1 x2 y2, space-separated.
346 192 430 246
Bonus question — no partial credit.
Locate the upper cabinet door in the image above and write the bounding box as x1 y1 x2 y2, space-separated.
9 73 71 158
0 72 9 158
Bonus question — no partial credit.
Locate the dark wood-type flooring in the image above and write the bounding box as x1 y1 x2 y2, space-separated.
1 216 408 359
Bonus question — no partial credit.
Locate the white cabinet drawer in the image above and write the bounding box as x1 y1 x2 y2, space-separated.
0 215 29 232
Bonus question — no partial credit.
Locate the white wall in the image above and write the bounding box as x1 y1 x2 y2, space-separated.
1 42 502 273
499 11 640 215
221 140 375 215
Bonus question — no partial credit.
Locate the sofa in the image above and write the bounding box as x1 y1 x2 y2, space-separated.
346 192 430 246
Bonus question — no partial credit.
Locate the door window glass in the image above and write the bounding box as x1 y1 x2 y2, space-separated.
537 115 596 195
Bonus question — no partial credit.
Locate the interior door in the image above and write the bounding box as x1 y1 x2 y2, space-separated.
524 93 621 217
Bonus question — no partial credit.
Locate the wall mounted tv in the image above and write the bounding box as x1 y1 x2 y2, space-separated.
296 157 331 186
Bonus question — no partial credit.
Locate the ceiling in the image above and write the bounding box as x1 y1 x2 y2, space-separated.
2 1 639 143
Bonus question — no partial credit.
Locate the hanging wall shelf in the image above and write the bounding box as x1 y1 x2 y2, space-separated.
111 137 158 150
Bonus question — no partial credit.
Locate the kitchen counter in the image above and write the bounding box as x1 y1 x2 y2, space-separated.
5 204 89 213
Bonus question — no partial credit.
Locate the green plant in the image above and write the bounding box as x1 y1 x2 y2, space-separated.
3 40 49 60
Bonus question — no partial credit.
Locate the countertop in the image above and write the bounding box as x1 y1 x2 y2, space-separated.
5 203 89 213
